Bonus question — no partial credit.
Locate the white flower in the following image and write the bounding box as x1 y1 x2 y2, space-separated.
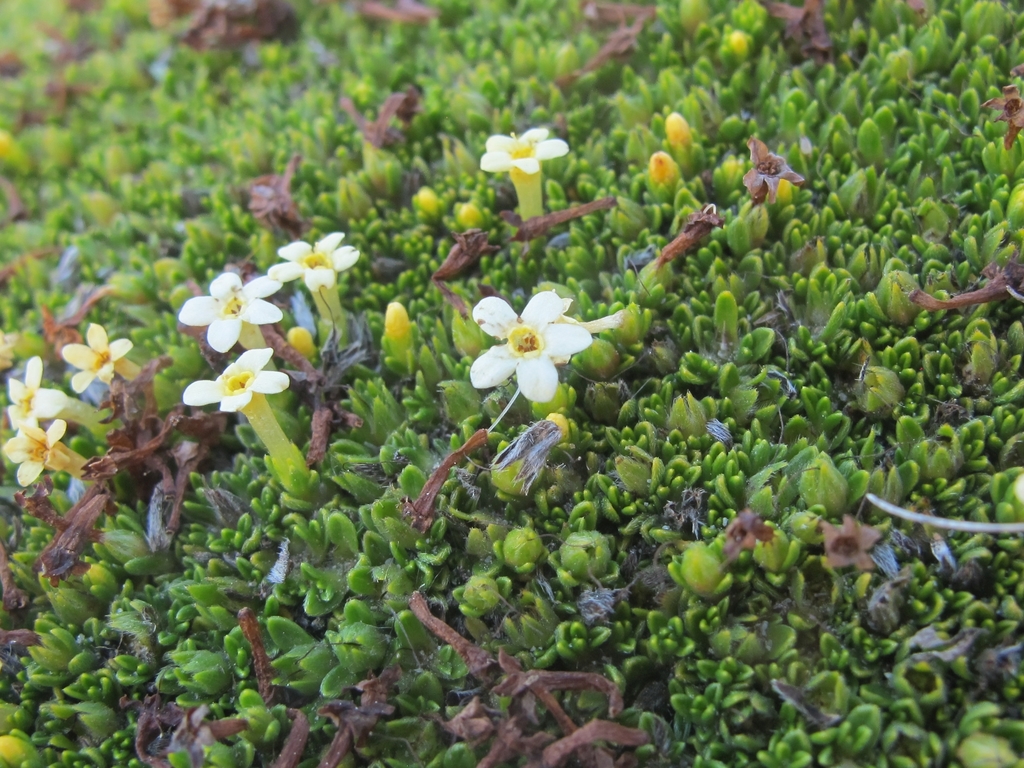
2 419 75 486
268 233 360 294
0 330 18 372
7 357 68 430
469 291 594 403
178 273 283 353
182 348 289 413
61 323 135 393
480 129 569 176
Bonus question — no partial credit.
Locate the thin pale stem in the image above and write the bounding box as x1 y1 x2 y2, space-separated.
489 387 521 433
240 393 308 494
237 322 268 350
49 443 86 478
114 359 140 380
510 168 544 221
317 286 349 345
57 398 107 434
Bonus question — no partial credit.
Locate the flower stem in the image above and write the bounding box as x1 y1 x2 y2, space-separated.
317 287 349 345
49 443 86 478
114 359 140 380
237 322 268 350
510 168 544 221
239 393 308 495
57 398 107 435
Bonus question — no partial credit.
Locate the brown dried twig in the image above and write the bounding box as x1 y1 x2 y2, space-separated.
494 648 625 719
0 628 40 647
238 608 278 705
557 17 646 87
0 540 30 611
121 694 184 768
269 709 310 768
539 719 649 768
339 87 421 149
249 154 304 239
762 0 831 62
909 259 1024 311
356 0 438 24
408 591 498 679
500 196 617 243
655 206 725 267
403 429 488 532
168 706 248 768
431 230 499 315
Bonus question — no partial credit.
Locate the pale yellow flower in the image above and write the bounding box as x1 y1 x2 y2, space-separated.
2 419 86 486
61 323 138 393
7 357 68 430
0 331 18 372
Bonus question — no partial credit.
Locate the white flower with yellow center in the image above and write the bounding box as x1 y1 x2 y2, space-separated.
269 233 359 294
7 357 69 430
480 129 569 221
178 273 283 353
0 330 18 372
2 419 86 486
469 291 595 403
182 348 289 412
61 323 139 394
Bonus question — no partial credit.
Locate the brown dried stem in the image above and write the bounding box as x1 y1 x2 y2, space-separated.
538 719 649 768
339 87 421 149
431 230 499 315
0 539 30 611
500 196 617 242
655 206 725 267
269 709 310 768
238 608 277 705
557 18 646 87
356 0 438 24
909 260 1024 310
408 591 498 679
403 429 488 532
249 154 304 239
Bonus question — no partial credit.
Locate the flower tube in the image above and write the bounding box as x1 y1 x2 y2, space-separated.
480 128 569 220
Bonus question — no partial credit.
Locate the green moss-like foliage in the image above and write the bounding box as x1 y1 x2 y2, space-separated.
3 0 1024 766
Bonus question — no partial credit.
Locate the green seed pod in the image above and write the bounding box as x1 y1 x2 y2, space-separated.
615 455 651 497
875 270 921 326
963 322 999 387
647 151 681 203
456 575 503 617
585 382 621 425
669 542 730 599
799 453 849 517
855 366 905 416
572 338 620 380
557 531 613 587
753 526 800 573
455 202 484 230
497 527 546 575
451 311 487 358
81 191 120 226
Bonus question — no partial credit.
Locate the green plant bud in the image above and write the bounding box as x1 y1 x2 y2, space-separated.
857 118 885 167
713 291 739 346
753 527 800 573
572 338 620 380
362 143 402 198
442 136 478 177
497 527 546 574
730 0 768 37
100 530 150 564
325 620 386 678
884 49 913 81
615 455 651 497
337 176 373 221
668 392 707 437
856 366 905 416
875 270 921 326
788 511 824 545
911 431 964 481
44 579 103 626
103 144 134 180
962 1 1007 43
169 650 232 697
0 733 43 768
585 382 621 425
713 155 746 200
719 29 752 67
554 43 580 81
557 532 613 587
456 575 502 617
669 542 729 599
963 323 999 387
41 126 75 168
647 151 681 203
81 191 120 226
956 733 1019 768
610 196 648 240
511 37 536 77
455 202 484 230
610 304 646 347
439 380 482 425
799 453 848 517
382 301 415 375
413 186 443 224
679 0 710 34
451 311 487 358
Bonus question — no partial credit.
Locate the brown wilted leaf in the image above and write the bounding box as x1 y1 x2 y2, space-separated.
339 87 421 149
356 0 438 24
477 717 552 768
540 719 649 768
656 205 725 267
762 0 831 62
0 628 40 646
557 17 646 87
168 706 248 768
431 229 499 315
0 539 29 611
39 24 95 65
354 665 402 707
493 648 625 719
1011 63 1024 78
45 72 93 116
41 286 114 352
269 709 309 768
909 259 1024 311
444 697 497 745
249 154 304 239
743 137 805 205
770 680 842 729
723 509 775 562
403 429 488 532
983 85 1024 150
820 515 881 571
408 591 498 679
182 0 298 50
500 196 618 243
582 1 657 25
317 700 395 768
121 693 184 768
238 608 279 705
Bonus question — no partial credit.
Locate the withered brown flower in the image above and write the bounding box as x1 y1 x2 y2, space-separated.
723 509 775 562
763 0 831 62
982 85 1024 150
820 515 881 571
743 137 806 204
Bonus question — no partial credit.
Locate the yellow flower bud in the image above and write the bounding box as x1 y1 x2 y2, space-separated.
455 202 484 230
727 30 752 60
384 302 412 343
413 186 442 223
665 112 692 149
545 413 570 441
774 177 795 206
648 151 681 188
286 327 316 359
0 130 13 161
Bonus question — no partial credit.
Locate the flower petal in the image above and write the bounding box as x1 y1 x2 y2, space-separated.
85 323 109 352
178 297 222 326
242 276 283 300
473 297 519 338
221 392 253 412
209 272 243 300
25 357 43 389
7 406 34 430
331 246 360 273
33 389 69 419
207 319 243 353
107 338 133 361
62 344 100 371
183 379 225 407
71 370 96 394
304 268 336 293
510 157 540 175
316 232 345 254
541 323 593 358
278 241 312 262
46 420 67 444
480 151 514 173
268 261 306 283
519 128 550 145
235 347 275 374
516 357 559 403
251 370 290 395
470 345 519 389
521 291 568 328
533 138 569 161
241 299 283 325
485 135 518 153
17 461 43 487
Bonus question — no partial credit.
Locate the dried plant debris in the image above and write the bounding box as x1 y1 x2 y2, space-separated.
403 429 488 532
168 706 248 768
182 0 299 49
432 229 498 314
820 515 881 571
581 1 657 25
249 154 304 238
408 591 498 679
500 196 617 242
557 18 646 86
770 680 843 729
743 137 806 204
491 419 564 491
655 206 725 266
0 540 29 611
762 0 831 62
356 0 438 24
339 86 422 148
983 85 1024 150
909 258 1024 311
0 176 27 227
723 509 774 562
269 709 310 768
122 694 184 768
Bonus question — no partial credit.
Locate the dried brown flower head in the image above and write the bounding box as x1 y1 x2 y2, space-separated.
723 509 775 562
249 154 304 239
983 85 1024 150
743 137 806 204
763 0 831 62
820 515 881 570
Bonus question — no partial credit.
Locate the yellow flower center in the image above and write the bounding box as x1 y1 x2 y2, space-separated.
508 326 544 358
223 371 255 396
510 145 536 160
220 296 245 318
301 252 333 270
